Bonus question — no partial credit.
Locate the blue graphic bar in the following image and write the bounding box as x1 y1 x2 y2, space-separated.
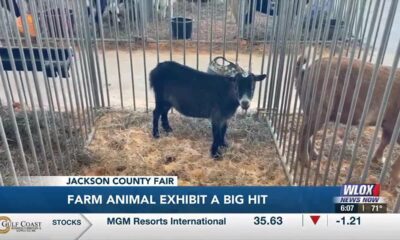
0 187 340 213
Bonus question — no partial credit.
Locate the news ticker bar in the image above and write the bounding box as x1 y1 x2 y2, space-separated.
0 214 399 240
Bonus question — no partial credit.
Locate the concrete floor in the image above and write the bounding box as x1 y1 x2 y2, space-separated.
95 49 291 110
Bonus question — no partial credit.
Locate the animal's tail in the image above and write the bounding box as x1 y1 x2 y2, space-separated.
149 63 161 89
149 69 155 89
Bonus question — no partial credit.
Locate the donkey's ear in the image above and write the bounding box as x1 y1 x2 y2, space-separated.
255 74 267 81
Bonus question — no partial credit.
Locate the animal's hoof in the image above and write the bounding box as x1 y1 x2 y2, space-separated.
211 147 222 159
298 157 310 168
309 148 319 160
153 132 160 138
164 126 173 133
220 141 229 148
371 156 380 164
302 160 311 168
212 152 223 160
311 152 319 161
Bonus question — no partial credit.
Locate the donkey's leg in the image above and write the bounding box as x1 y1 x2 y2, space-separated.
161 103 173 132
371 130 391 163
211 118 223 159
220 121 229 148
309 136 319 160
389 138 400 189
389 155 400 189
152 102 163 138
297 117 323 167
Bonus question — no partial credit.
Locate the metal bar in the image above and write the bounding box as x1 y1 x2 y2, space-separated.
280 0 307 160
110 0 123 108
257 0 272 111
155 0 160 64
73 0 95 129
276 0 300 147
96 0 110 107
295 0 322 185
33 0 76 174
207 0 210 42
262 0 278 111
0 0 46 178
271 0 291 130
57 0 86 142
70 0 93 135
286 0 311 171
30 2 72 174
183 0 186 65
0 2 57 176
82 0 101 111
169 0 173 60
263 0 279 113
380 10 394 65
369 0 386 62
292 22 318 182
310 0 355 186
78 0 97 123
302 0 346 186
394 192 400 213
84 6 100 111
38 0 79 143
51 1 79 139
140 0 149 112
379 98 400 183
0 116 18 185
89 0 105 108
18 72 29 106
367 38 398 184
332 0 382 185
222 0 228 59
320 0 360 185
134 0 140 38
196 0 200 70
355 0 399 183
245 0 252 39
344 0 358 57
255 0 264 41
4 71 15 104
289 0 315 180
314 2 361 185
0 73 21 184
44 0 73 140
235 0 243 64
43 1 77 173
2 4 16 46
357 0 373 59
127 0 137 110
209 0 215 62
247 0 257 72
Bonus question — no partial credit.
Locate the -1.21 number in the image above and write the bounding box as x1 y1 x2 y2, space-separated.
338 216 361 225
254 216 283 225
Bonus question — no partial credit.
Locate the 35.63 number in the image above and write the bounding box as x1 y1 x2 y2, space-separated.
254 216 283 225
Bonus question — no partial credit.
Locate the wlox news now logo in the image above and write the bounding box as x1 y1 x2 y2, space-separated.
337 184 383 203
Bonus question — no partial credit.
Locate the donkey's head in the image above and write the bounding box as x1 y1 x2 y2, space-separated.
232 72 267 110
